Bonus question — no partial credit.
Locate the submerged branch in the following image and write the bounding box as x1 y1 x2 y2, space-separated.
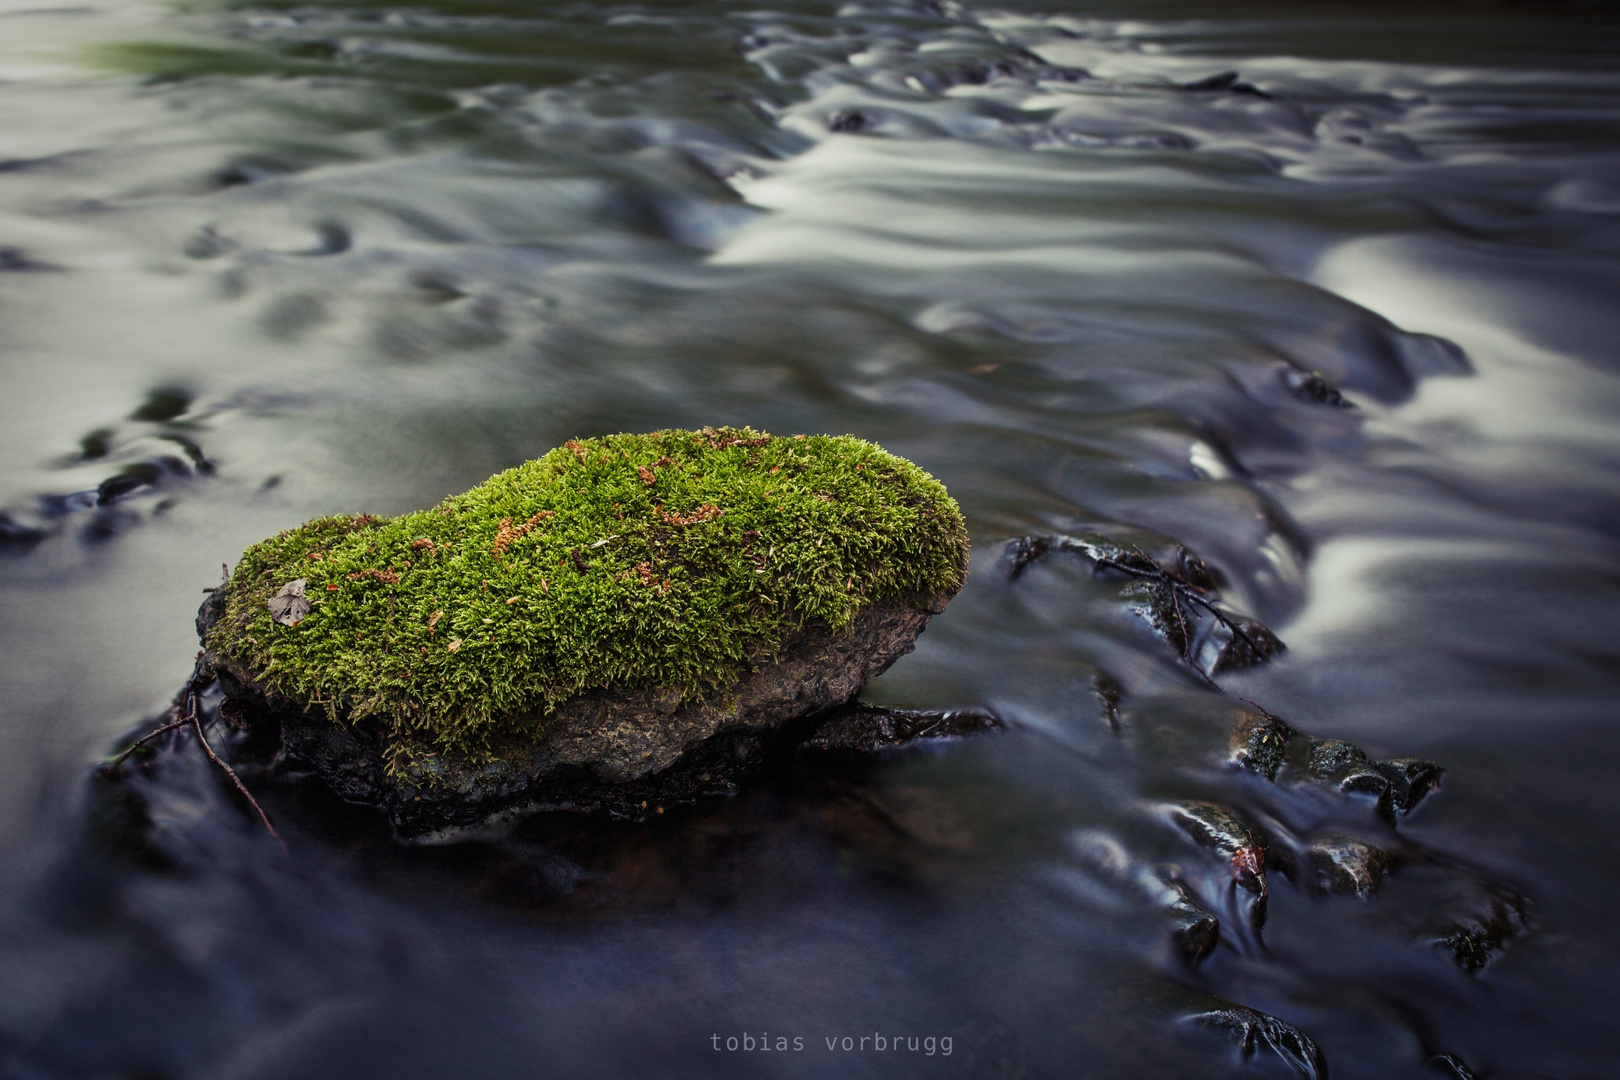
102 653 284 848
1003 533 1284 681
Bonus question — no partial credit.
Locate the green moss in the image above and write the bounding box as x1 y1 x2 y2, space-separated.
208 427 968 764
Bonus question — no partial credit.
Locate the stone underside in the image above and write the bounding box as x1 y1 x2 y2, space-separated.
202 589 954 835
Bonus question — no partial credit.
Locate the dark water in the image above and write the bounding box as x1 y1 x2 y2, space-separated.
4 0 1620 1076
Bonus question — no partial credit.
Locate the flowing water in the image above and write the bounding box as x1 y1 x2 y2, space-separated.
3 0 1620 1076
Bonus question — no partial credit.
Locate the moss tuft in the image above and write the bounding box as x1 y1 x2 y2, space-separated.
207 428 968 764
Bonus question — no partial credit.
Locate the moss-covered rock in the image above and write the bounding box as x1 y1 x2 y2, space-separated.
200 427 968 833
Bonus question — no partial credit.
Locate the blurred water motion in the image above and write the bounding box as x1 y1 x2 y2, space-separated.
3 0 1620 1077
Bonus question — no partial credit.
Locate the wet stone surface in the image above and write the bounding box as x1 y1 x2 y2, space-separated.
203 585 958 837
1168 802 1269 929
1230 710 1443 824
1431 882 1533 973
1302 836 1391 899
1185 1001 1325 1080
1229 711 1295 781
797 703 1001 753
1003 533 1287 679
0 386 217 552
1163 883 1222 965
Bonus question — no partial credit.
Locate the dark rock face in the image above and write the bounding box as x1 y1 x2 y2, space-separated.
1002 533 1286 679
1227 712 1443 824
1229 711 1294 781
1164 884 1222 964
1185 1001 1325 1080
1303 836 1390 898
1169 801 1269 930
798 703 1000 753
200 588 951 836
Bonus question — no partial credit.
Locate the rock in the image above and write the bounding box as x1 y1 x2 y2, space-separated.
1308 739 1391 798
1209 614 1285 674
1430 882 1531 972
859 784 979 851
1284 369 1352 408
1163 882 1222 964
1229 710 1296 781
1302 836 1390 898
797 704 1000 753
1069 831 1223 964
1002 532 1285 678
1374 757 1445 816
826 109 871 133
1184 1001 1325 1079
1226 712 1445 822
1093 672 1123 731
0 511 46 551
1178 70 1272 99
1168 801 1269 929
1308 739 1443 823
1427 1053 1480 1079
199 428 969 836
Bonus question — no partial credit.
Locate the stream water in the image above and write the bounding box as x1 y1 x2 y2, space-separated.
3 0 1620 1076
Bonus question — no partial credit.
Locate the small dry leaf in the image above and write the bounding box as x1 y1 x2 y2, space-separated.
656 504 724 526
447 638 462 653
268 579 312 626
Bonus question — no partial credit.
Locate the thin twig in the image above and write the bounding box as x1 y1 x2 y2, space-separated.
1016 534 1284 716
1089 548 1272 660
190 702 285 850
1021 536 1274 687
101 714 191 774
104 656 212 774
1167 587 1192 658
103 654 286 850
1177 589 1268 656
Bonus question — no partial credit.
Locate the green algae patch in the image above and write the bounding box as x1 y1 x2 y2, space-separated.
206 428 968 764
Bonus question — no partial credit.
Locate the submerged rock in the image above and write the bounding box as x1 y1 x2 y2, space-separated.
1184 1001 1325 1079
1068 830 1223 965
199 428 969 835
1309 739 1443 823
1226 713 1443 822
1168 801 1269 929
1163 880 1222 964
797 704 1000 753
1431 882 1531 972
1302 836 1391 898
1002 532 1285 678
